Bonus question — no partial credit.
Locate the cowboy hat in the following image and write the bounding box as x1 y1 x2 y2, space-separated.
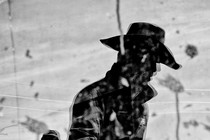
100 22 181 70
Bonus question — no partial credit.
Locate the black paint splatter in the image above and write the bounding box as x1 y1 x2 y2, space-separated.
20 116 48 134
184 104 192 108
34 92 39 99
30 81 34 87
26 49 33 59
176 30 180 34
185 44 198 58
80 79 90 83
4 46 9 51
158 74 184 93
151 112 157 117
183 120 199 128
0 97 5 104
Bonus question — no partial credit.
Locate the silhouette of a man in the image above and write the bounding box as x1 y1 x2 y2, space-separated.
68 22 181 140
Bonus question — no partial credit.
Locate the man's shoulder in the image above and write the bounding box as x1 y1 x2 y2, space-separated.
73 78 111 104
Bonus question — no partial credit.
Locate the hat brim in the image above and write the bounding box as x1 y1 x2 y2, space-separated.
100 35 182 70
100 35 151 51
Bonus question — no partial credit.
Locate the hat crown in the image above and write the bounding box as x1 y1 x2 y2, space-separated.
126 22 165 43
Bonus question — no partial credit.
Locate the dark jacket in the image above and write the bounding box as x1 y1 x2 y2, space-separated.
68 63 157 140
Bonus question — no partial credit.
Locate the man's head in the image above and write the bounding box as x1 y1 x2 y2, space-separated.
100 22 181 83
115 36 162 83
